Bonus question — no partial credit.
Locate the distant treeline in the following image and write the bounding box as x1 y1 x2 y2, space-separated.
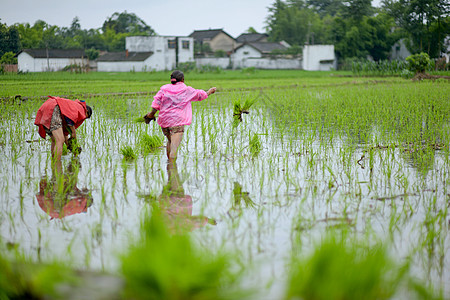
0 0 449 62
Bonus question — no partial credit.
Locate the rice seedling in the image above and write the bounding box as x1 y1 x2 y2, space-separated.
286 230 445 300
232 93 257 127
120 206 245 300
120 145 137 160
249 133 262 157
139 132 164 155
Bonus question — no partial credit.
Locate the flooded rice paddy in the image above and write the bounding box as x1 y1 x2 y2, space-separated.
0 77 449 299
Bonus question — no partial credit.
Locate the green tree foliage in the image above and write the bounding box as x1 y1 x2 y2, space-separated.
102 11 155 35
85 48 99 61
246 27 258 33
265 0 398 60
332 13 397 60
0 52 18 64
5 11 156 56
406 52 432 73
382 0 449 57
307 0 345 16
266 0 326 45
341 0 374 23
0 22 20 56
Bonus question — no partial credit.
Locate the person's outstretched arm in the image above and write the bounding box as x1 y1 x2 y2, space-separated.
207 87 217 96
146 108 158 121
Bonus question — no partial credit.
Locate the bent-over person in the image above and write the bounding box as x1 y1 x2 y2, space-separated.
35 96 92 166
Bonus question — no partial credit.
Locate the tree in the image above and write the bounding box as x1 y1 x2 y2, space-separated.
0 52 17 64
102 11 155 35
342 0 374 23
7 11 158 55
266 0 327 45
382 0 449 57
406 52 431 73
0 22 20 56
85 48 99 60
246 27 258 33
306 0 345 16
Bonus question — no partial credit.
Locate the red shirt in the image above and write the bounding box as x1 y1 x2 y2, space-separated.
35 96 87 138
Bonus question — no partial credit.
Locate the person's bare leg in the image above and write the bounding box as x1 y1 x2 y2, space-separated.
51 136 56 157
165 135 172 159
49 135 62 174
169 132 183 159
52 128 65 161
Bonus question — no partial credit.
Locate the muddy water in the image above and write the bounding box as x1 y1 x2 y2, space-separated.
0 99 449 299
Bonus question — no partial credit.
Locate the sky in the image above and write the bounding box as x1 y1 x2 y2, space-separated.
0 0 277 38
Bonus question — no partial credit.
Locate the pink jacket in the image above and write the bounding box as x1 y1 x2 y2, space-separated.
151 82 208 128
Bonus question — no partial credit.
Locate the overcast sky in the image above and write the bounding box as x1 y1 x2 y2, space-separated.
1 0 382 38
1 0 278 38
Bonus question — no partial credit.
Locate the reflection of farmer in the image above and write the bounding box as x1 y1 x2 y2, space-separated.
34 96 92 164
36 160 93 220
158 160 215 232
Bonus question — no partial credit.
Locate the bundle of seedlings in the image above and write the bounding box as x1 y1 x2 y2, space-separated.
67 137 82 155
134 115 157 123
233 95 257 125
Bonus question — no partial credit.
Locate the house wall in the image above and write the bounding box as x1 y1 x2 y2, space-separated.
390 39 411 60
18 52 87 72
232 45 262 68
18 52 35 72
97 61 147 72
126 36 194 71
231 44 301 69
196 57 230 69
206 33 236 53
303 45 336 71
237 57 302 69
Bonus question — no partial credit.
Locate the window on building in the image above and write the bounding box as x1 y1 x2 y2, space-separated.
244 51 250 55
182 40 190 49
168 39 176 49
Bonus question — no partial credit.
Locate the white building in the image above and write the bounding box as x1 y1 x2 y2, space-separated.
390 39 412 60
17 49 87 72
97 36 194 72
302 45 336 71
231 42 301 69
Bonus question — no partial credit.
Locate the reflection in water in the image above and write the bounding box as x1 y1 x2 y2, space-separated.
158 160 216 232
36 159 93 219
228 182 256 219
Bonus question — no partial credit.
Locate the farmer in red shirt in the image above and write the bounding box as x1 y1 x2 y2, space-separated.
35 96 92 164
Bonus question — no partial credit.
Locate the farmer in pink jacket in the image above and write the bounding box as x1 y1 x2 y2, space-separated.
145 70 216 160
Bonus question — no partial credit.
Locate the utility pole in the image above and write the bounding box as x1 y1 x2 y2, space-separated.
175 37 179 68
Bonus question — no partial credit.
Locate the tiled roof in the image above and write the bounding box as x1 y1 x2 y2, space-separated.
189 29 234 41
19 49 86 58
237 42 288 54
236 33 268 43
97 51 153 62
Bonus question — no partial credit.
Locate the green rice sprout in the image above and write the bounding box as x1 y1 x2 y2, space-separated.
139 133 163 154
286 233 409 300
133 116 146 123
233 94 257 125
249 134 262 156
120 145 137 160
120 207 244 300
232 182 256 209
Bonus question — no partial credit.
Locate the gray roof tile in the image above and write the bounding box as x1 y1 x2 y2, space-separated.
236 33 268 43
97 51 153 62
189 29 234 41
19 49 86 58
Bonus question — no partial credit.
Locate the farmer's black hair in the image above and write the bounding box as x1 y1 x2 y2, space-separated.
170 70 184 84
86 105 93 118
